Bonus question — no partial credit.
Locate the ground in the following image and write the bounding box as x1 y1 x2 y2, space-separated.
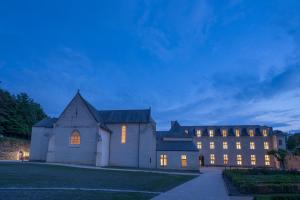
0 163 196 200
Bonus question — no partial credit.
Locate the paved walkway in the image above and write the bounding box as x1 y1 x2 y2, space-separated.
152 167 236 200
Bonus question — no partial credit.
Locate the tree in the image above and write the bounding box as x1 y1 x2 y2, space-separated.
287 133 300 150
268 149 288 170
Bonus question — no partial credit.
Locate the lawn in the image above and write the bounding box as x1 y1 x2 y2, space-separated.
0 163 196 200
223 168 300 196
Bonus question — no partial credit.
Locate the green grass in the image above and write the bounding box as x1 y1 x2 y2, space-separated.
0 163 196 200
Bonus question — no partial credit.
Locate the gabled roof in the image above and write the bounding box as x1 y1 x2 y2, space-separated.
33 92 153 129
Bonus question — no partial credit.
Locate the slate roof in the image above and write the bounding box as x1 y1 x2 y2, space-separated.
33 118 58 128
156 131 198 151
33 92 152 129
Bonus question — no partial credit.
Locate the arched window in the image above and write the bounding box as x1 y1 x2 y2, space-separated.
70 130 80 145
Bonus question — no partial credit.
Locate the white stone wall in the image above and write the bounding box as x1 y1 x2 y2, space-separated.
30 127 51 161
156 151 199 170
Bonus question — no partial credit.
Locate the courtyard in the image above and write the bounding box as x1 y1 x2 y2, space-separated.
0 162 196 200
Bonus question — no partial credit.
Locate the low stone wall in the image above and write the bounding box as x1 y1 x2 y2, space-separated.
0 137 30 160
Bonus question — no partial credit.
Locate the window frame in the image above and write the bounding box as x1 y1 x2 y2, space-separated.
160 154 168 167
70 130 81 145
121 125 127 144
181 155 187 167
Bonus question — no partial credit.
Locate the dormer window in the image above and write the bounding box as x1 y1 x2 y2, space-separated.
196 129 202 137
185 129 189 134
249 129 254 137
222 129 227 137
235 129 240 137
209 130 214 137
262 129 268 137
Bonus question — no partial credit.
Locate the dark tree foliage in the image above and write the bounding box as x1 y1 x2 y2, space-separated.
0 88 47 139
287 133 300 150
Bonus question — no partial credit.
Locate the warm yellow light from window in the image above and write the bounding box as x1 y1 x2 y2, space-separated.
197 141 202 149
235 129 240 137
222 129 227 137
249 129 254 137
223 141 228 149
236 142 241 149
264 142 269 150
251 155 256 165
70 131 80 145
121 125 126 144
160 154 167 166
250 142 255 150
223 154 228 165
265 155 270 166
263 129 268 137
209 130 214 137
181 155 187 167
237 154 242 165
196 129 202 137
210 154 215 164
210 142 215 149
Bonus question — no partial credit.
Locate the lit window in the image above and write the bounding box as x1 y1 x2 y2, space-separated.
222 129 227 137
265 155 270 166
181 155 187 167
235 129 240 137
262 129 268 137
160 154 167 166
210 154 215 164
70 130 80 145
196 129 202 137
197 141 202 149
223 154 228 165
121 125 126 144
223 141 228 149
210 142 215 149
236 142 241 149
251 155 256 165
250 142 255 150
249 129 254 137
264 142 269 150
236 154 242 165
209 129 214 137
185 129 189 134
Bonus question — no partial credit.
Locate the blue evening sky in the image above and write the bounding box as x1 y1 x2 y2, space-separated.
1 0 300 131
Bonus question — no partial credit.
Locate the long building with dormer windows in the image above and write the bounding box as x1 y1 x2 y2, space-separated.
156 121 285 170
30 91 285 170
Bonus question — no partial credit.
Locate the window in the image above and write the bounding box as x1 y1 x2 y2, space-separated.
181 155 187 167
264 142 269 150
222 129 227 137
278 139 282 145
236 142 241 149
236 155 242 165
197 141 202 149
235 129 240 137
210 142 215 149
196 130 202 137
210 154 215 164
121 125 126 144
223 141 228 149
249 129 254 137
223 154 228 165
160 154 167 166
250 142 255 150
265 155 270 166
209 129 214 137
262 129 268 137
185 129 189 134
70 130 80 145
251 155 256 165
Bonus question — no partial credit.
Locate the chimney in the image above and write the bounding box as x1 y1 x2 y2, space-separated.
171 120 177 127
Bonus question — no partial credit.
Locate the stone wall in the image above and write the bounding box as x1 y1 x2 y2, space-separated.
286 155 300 170
0 137 30 160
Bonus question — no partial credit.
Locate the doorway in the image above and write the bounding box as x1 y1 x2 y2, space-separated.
199 155 204 167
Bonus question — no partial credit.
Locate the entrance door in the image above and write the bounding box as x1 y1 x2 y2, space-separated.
199 155 204 167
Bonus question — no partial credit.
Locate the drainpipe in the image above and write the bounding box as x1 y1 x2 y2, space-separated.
138 123 141 168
